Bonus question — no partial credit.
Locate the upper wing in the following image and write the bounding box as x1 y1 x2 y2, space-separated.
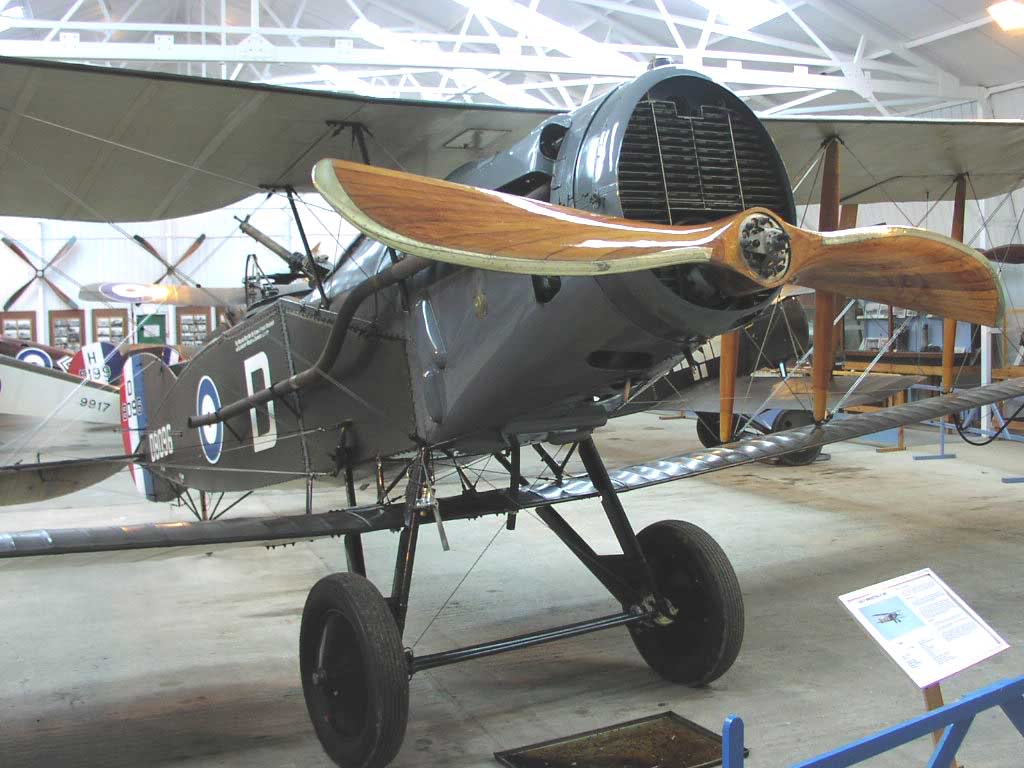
3 57 1024 222
1 378 1021 568
0 56 556 221
313 159 1004 326
763 116 1024 204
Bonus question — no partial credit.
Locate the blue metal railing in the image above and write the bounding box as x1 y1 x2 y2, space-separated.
722 676 1024 768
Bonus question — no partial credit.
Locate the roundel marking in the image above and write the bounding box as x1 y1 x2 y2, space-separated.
196 375 223 464
16 347 53 368
99 282 170 303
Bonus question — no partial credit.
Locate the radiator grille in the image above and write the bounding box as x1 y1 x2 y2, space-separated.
618 99 789 226
619 97 790 304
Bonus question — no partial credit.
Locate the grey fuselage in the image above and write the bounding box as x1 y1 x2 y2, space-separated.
146 65 797 493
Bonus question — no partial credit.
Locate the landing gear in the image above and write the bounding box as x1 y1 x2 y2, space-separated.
300 573 409 768
771 409 822 466
300 438 745 768
695 411 741 448
628 520 744 685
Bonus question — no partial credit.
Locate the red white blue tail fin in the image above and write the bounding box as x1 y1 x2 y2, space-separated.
120 353 179 502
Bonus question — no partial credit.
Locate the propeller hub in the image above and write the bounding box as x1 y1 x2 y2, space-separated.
739 213 791 283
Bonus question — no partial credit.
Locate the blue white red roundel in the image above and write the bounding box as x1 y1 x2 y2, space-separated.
98 282 170 303
196 376 223 464
16 347 53 368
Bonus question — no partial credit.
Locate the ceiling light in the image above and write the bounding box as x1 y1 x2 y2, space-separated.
989 1 1024 31
693 0 785 31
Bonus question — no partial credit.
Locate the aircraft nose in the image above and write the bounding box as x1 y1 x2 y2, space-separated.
738 212 791 284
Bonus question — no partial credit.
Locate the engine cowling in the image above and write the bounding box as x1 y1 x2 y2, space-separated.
448 65 797 340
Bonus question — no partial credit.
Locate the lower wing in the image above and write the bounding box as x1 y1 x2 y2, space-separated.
1 378 1021 569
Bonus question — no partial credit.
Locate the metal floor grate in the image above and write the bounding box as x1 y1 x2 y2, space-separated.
494 711 741 768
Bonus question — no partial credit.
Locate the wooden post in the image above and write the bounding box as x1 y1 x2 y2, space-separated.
813 138 841 421
719 330 740 443
923 683 960 768
876 388 907 453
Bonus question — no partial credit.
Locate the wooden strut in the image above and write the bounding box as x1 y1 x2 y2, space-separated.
945 176 968 398
836 203 859 356
814 138 842 422
719 330 740 443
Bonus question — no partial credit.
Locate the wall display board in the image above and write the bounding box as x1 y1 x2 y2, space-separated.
135 313 167 345
176 306 211 349
1 311 37 342
48 309 85 352
92 308 129 346
840 568 1008 688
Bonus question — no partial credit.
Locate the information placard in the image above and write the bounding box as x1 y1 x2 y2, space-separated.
839 568 1008 688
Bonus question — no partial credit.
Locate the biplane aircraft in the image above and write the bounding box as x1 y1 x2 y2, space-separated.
874 611 904 625
3 55 1024 768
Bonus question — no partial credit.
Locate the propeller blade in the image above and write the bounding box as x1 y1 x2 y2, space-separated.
42 276 78 309
4 277 37 311
175 233 207 267
47 236 77 268
132 234 163 261
313 158 1004 327
784 227 1000 327
2 236 37 269
158 233 207 283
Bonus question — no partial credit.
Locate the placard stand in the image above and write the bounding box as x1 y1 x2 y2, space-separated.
922 683 959 768
840 568 1009 768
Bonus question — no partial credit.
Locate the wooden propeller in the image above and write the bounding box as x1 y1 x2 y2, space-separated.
2 235 78 310
313 159 1004 327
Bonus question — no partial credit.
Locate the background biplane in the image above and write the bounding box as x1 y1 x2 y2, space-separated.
2 55 1024 768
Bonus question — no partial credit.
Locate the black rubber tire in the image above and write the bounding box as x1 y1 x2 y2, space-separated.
300 572 409 768
771 409 822 466
695 413 741 448
628 520 744 686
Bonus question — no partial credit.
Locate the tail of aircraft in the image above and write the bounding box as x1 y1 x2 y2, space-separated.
120 353 179 502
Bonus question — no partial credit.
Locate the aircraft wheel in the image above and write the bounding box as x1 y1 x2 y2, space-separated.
300 572 409 768
629 520 744 686
695 412 741 448
771 409 822 466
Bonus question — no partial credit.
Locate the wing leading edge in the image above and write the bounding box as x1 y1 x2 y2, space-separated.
3 57 1024 222
2 378 1022 569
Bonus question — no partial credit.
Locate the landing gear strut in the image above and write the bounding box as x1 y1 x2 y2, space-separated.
298 438 745 768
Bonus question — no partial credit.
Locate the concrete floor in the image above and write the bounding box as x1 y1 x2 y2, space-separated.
0 413 1022 767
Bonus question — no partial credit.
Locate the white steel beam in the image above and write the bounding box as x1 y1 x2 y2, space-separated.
798 0 960 82
0 37 985 101
572 0 827 56
867 15 994 59
758 89 835 115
